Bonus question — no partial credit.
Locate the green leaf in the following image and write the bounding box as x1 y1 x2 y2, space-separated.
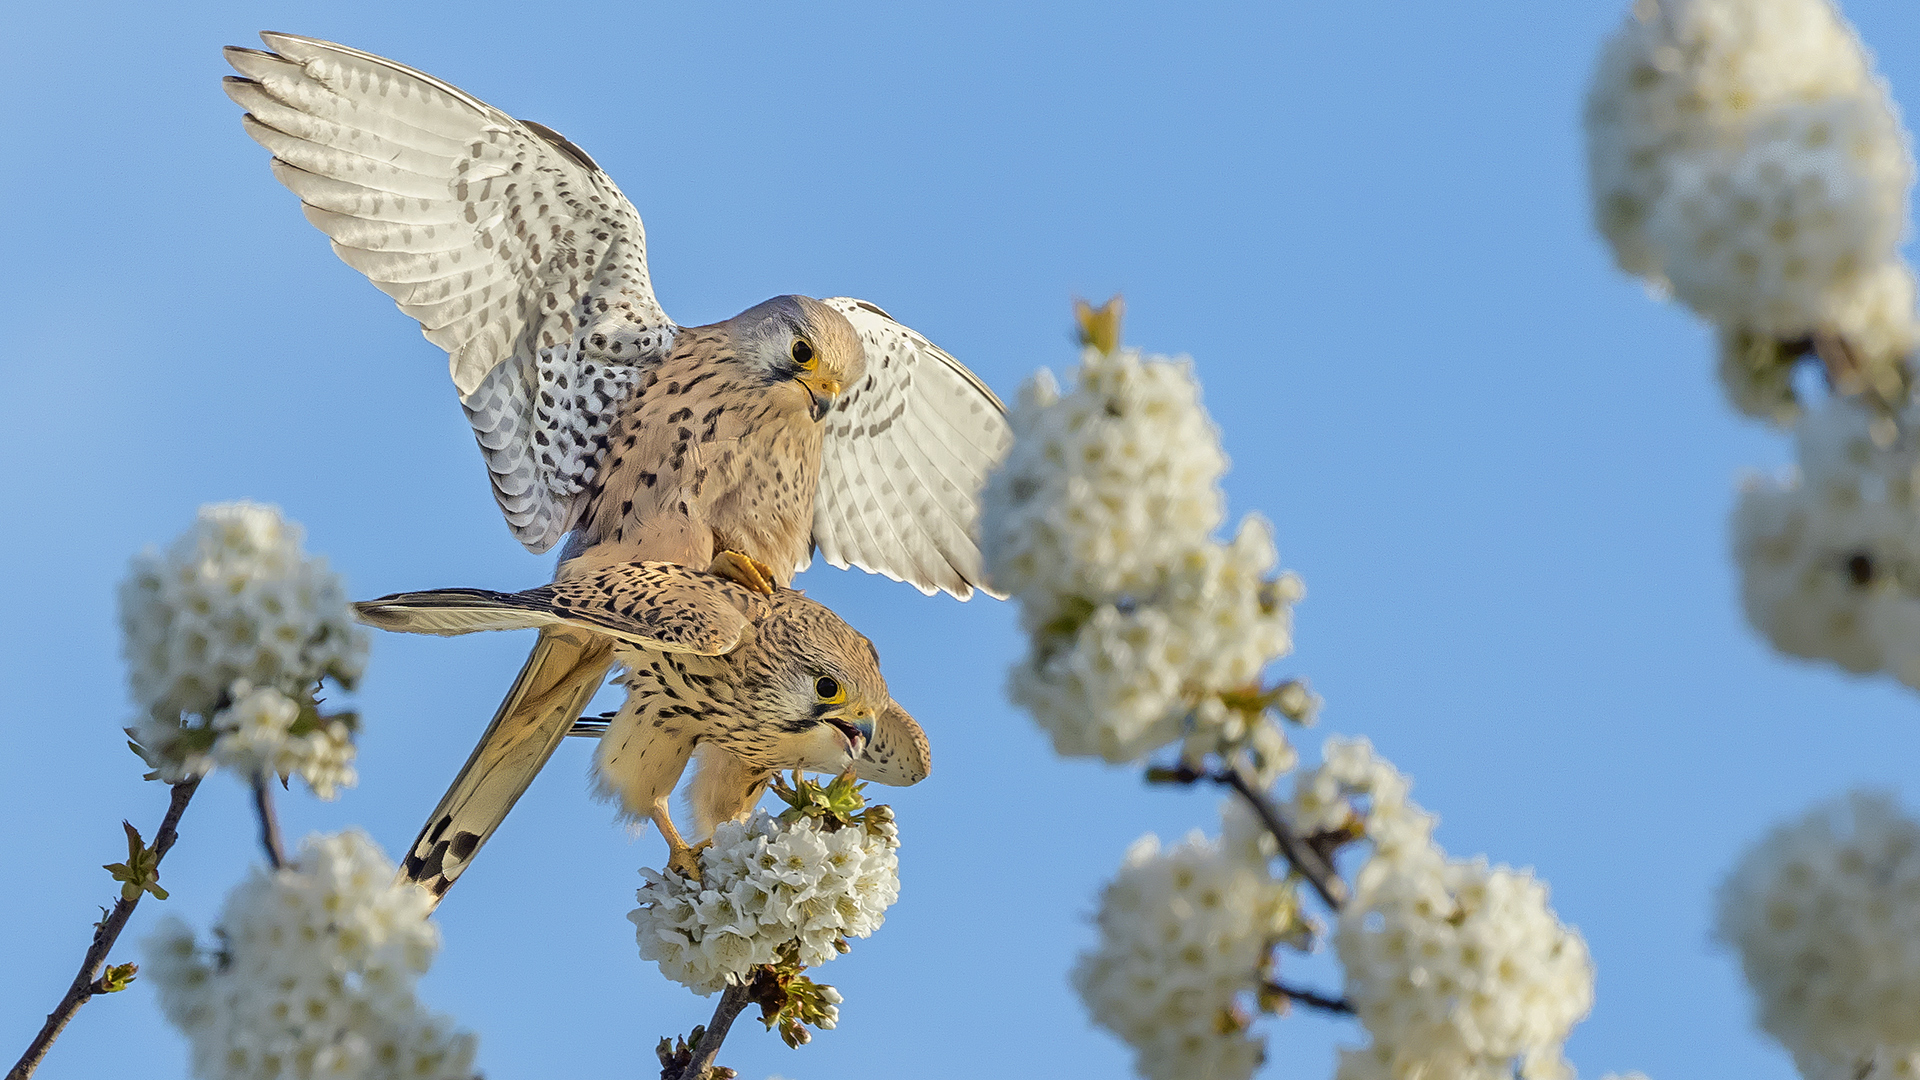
96 963 138 993
102 821 168 902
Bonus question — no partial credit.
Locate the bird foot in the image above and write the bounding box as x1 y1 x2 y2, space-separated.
667 839 712 882
708 550 778 594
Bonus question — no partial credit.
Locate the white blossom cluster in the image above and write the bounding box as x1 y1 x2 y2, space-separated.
1073 802 1303 1080
120 501 367 796
1717 791 1920 1077
144 830 476 1080
1290 741 1598 1080
1734 396 1920 687
979 346 1304 773
1586 0 1916 418
1290 736 1438 881
156 682 359 800
629 808 900 995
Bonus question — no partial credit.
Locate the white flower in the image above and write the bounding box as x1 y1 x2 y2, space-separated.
1294 740 1594 1077
1734 396 1920 687
1650 96 1912 342
980 349 1228 619
1585 0 1892 281
1073 805 1302 1080
1716 791 1920 1068
630 809 901 994
1289 737 1436 882
1586 0 1916 415
144 830 476 1080
120 502 367 791
203 682 359 800
984 348 1302 768
1337 853 1594 1078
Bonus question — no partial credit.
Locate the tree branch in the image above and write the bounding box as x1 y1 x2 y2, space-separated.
661 980 753 1080
251 773 286 870
1264 978 1355 1016
1215 764 1348 910
9 778 200 1080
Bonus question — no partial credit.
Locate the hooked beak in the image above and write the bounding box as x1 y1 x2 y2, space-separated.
801 376 841 422
827 715 873 758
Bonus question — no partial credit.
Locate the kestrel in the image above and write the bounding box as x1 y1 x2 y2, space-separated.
356 560 929 895
222 32 1005 899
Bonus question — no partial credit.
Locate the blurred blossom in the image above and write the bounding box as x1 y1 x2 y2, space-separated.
1073 801 1302 1080
1717 791 1920 1075
120 501 366 795
1734 397 1920 687
982 346 1300 773
1586 0 1916 418
144 830 475 1080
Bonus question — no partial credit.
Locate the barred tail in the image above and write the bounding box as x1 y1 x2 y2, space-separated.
399 626 614 906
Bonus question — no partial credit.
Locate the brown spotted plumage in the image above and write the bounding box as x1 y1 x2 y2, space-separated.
222 33 1011 592
228 32 999 902
356 562 928 899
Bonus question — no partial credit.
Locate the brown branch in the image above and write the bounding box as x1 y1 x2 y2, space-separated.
1151 761 1350 910
660 980 753 1080
9 778 200 1080
1216 764 1348 910
1264 978 1355 1016
251 773 286 870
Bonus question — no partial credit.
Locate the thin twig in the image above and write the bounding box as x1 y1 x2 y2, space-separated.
9 778 200 1080
251 773 286 870
1216 764 1348 909
664 981 753 1080
1264 978 1355 1016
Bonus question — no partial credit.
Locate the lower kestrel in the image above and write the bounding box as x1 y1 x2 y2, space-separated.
356 560 928 896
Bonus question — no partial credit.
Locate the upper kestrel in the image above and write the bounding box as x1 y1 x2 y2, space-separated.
221 32 1012 596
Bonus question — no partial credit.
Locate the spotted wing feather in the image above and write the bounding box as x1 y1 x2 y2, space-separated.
223 32 676 552
813 299 1013 600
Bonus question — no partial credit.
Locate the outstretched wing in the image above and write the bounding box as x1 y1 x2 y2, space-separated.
813 299 1013 600
223 32 676 552
355 561 767 655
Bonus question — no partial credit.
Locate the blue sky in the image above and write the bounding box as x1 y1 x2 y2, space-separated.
5 2 1919 1078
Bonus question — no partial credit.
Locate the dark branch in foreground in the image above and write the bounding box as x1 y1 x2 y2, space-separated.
9 778 200 1080
1152 762 1349 910
1218 764 1348 910
251 773 286 870
1264 978 1356 1016
660 981 752 1080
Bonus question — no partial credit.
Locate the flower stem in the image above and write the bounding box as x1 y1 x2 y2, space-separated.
251 773 286 870
1216 764 1348 910
8 778 200 1080
1264 978 1355 1015
664 981 753 1080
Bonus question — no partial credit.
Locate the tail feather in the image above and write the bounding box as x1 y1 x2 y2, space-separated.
354 588 560 636
400 625 614 906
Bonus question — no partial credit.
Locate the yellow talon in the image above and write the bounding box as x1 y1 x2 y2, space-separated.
708 550 778 595
667 839 711 882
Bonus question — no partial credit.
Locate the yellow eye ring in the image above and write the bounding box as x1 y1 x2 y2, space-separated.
791 337 818 370
814 674 845 703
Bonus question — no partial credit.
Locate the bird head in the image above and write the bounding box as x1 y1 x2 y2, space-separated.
728 295 865 422
736 592 902 775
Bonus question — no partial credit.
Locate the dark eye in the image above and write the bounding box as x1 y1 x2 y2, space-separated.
814 675 841 700
790 337 817 368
